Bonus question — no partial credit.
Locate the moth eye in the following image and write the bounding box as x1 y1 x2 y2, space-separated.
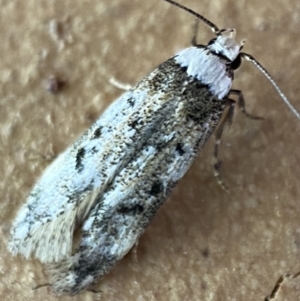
231 55 242 70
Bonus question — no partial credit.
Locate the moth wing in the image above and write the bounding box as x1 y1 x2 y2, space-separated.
44 63 226 294
9 73 174 263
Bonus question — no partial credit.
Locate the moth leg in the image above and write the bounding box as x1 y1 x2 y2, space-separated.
86 288 103 294
214 89 263 190
32 283 51 291
230 89 263 120
131 239 139 263
191 18 200 46
33 279 103 295
109 77 132 91
264 271 300 301
212 99 235 191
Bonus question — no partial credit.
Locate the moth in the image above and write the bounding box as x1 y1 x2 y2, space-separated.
8 0 300 295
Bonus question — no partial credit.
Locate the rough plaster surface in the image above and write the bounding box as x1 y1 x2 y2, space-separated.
1 0 300 300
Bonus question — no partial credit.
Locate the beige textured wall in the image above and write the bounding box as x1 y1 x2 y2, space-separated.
1 0 300 300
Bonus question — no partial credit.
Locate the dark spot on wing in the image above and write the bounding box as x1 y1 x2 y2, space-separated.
128 118 139 129
92 127 102 139
175 143 185 156
117 204 144 215
91 146 97 154
127 97 135 107
128 117 144 130
76 147 85 172
150 181 163 196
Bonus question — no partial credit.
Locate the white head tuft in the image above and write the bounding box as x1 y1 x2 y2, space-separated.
208 29 243 62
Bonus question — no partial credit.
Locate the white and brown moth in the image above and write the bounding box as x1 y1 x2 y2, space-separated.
8 0 300 296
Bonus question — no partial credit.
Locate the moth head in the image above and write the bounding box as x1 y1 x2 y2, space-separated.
208 28 245 63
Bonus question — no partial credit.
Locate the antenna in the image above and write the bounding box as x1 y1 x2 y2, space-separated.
162 0 300 121
162 0 220 34
241 53 300 120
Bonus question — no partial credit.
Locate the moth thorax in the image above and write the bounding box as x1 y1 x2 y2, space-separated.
208 28 243 62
